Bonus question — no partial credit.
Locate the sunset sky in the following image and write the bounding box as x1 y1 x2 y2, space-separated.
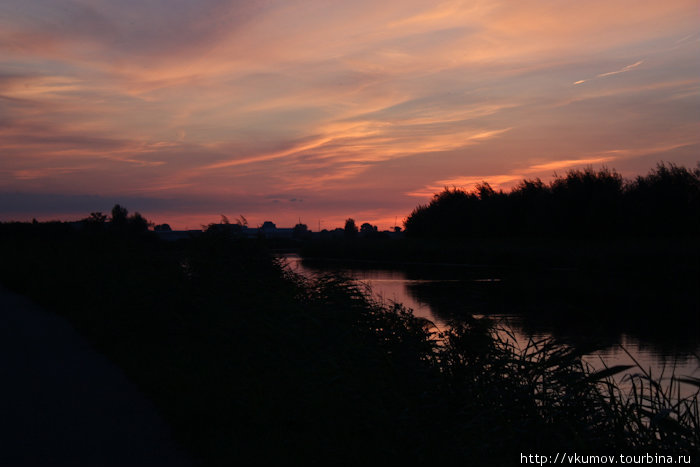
1 0 698 229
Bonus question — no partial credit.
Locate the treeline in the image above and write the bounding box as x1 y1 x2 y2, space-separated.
405 163 700 238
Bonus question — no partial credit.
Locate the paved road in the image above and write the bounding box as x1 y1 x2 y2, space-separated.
0 286 192 466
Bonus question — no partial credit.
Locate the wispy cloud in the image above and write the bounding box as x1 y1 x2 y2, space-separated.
597 60 645 78
528 156 616 172
574 60 644 85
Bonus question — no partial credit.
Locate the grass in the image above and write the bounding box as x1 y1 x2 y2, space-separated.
0 222 698 464
596 346 700 453
433 321 700 459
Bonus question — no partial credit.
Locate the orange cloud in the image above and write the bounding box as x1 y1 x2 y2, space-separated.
528 157 616 172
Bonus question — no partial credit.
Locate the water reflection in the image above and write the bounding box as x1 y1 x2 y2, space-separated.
282 254 700 387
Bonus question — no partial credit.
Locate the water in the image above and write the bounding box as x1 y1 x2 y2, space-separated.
281 254 700 395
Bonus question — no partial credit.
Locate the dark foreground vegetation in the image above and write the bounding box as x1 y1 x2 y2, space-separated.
1 216 698 465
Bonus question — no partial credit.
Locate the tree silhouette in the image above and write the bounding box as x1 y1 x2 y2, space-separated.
87 212 107 224
111 204 128 226
129 212 150 233
344 218 358 238
107 204 152 234
626 162 700 234
360 222 377 234
83 211 107 232
404 163 700 238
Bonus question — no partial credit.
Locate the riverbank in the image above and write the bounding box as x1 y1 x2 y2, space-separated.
300 235 700 271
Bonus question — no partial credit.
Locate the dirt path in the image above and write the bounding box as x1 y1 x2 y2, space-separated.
0 286 192 466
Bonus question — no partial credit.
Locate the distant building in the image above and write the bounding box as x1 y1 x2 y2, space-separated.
252 221 291 239
260 221 277 235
